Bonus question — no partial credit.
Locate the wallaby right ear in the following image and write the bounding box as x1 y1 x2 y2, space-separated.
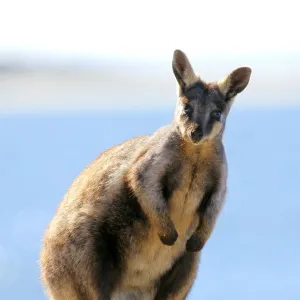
172 49 198 91
218 67 252 101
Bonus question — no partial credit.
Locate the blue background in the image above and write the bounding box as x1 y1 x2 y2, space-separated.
1 108 299 299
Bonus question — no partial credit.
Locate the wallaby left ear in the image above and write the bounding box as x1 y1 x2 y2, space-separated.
172 49 198 90
218 67 252 101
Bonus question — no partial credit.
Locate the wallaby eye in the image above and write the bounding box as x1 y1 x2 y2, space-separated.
211 110 222 121
183 104 193 116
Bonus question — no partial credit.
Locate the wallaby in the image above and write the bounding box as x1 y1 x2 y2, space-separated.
40 49 251 300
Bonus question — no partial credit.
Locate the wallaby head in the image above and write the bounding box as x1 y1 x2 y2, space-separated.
172 49 251 145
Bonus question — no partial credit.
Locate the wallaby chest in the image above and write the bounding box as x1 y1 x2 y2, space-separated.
118 147 219 293
173 147 221 228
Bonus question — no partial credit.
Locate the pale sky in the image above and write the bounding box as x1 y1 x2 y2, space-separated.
0 0 299 60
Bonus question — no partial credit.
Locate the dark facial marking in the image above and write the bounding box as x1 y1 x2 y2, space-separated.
180 81 226 142
184 81 207 95
184 82 226 114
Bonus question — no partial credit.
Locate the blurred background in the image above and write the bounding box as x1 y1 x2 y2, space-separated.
1 0 300 299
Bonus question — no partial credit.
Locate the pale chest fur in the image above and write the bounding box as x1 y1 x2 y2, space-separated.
168 159 210 234
116 158 212 296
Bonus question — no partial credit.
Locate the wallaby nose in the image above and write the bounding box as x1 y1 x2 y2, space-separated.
191 127 203 143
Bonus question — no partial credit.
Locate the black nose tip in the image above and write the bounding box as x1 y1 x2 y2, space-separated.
191 128 203 142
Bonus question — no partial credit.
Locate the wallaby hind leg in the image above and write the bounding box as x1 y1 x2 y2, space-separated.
43 273 109 300
46 284 83 300
42 259 118 300
43 276 87 300
41 212 125 300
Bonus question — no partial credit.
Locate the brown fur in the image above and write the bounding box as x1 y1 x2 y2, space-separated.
40 49 251 300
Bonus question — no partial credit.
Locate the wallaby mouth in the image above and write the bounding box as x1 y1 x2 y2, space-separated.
190 136 203 145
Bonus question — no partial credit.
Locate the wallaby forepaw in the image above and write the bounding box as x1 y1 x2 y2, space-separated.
186 235 204 252
159 229 178 246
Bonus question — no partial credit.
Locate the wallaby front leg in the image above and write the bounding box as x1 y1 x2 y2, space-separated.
139 193 178 246
186 187 226 252
128 153 178 246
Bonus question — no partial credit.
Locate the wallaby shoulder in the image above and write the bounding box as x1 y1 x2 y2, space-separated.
53 123 179 214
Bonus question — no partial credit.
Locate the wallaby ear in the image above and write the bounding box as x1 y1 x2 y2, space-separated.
172 49 198 90
218 67 252 101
